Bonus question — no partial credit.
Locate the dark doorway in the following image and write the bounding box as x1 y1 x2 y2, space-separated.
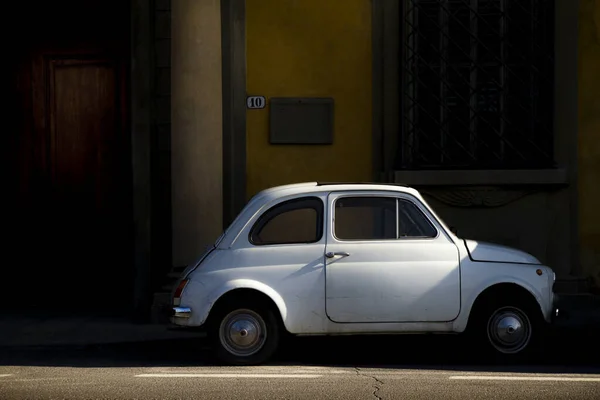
4 0 133 313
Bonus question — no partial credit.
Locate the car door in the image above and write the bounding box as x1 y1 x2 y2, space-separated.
324 191 461 323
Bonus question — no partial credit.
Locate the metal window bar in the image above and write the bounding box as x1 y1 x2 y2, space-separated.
499 0 506 159
440 0 449 164
403 13 529 162
469 0 478 158
399 0 554 170
530 0 537 147
403 3 419 166
404 65 502 161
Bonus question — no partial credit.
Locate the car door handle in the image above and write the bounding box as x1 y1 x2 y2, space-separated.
326 251 350 258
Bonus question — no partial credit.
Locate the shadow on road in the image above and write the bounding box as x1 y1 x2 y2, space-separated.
1 327 598 374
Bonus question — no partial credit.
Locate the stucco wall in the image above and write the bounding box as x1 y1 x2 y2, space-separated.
578 0 600 289
171 0 223 266
245 0 373 198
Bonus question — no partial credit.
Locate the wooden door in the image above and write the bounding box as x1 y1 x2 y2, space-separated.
35 55 131 309
4 0 132 312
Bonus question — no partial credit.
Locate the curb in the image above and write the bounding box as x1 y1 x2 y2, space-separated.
0 329 206 351
0 335 206 352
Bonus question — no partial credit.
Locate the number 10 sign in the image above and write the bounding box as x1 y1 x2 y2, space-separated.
246 96 266 109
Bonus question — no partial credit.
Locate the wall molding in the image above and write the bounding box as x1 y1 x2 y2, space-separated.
420 186 543 208
394 168 569 186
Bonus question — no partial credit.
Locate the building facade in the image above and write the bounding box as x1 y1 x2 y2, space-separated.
4 0 599 319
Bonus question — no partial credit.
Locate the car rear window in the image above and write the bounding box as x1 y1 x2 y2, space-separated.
249 197 324 245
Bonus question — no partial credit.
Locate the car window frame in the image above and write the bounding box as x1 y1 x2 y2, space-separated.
248 196 325 246
331 193 440 242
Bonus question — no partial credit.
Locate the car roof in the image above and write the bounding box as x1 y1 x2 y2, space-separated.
253 182 421 201
217 182 443 249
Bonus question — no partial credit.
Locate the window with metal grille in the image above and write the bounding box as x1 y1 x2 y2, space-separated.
399 0 555 170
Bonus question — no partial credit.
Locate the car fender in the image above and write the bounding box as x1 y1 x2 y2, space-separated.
197 279 288 327
454 275 547 332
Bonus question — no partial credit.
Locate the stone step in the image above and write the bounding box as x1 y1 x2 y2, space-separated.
161 283 175 292
553 277 591 294
150 292 172 324
553 293 600 330
167 273 180 280
556 293 600 310
553 309 600 329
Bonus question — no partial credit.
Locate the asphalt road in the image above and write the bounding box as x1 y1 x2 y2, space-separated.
2 364 600 400
1 334 599 399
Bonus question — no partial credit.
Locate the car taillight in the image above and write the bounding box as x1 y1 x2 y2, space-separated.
173 279 189 306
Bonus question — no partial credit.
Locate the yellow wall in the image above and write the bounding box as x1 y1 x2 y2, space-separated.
578 0 600 288
245 0 373 199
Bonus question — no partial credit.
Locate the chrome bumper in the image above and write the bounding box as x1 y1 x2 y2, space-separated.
172 307 192 318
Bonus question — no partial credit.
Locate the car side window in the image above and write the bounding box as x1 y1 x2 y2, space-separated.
334 196 437 240
249 197 324 245
334 197 396 240
397 199 437 238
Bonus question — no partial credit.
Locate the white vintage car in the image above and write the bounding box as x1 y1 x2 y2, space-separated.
171 182 557 365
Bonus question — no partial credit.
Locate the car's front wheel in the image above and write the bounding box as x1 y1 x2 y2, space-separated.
209 301 280 365
469 298 543 360
486 305 534 355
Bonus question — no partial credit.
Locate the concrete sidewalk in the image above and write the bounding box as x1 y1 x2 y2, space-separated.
0 315 203 348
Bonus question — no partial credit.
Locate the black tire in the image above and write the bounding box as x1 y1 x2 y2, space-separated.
208 300 280 366
468 297 543 362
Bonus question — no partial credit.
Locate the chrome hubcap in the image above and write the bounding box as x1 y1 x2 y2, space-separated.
487 307 531 354
219 309 266 357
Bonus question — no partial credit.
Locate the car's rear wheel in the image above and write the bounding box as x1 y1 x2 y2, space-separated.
210 302 280 365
